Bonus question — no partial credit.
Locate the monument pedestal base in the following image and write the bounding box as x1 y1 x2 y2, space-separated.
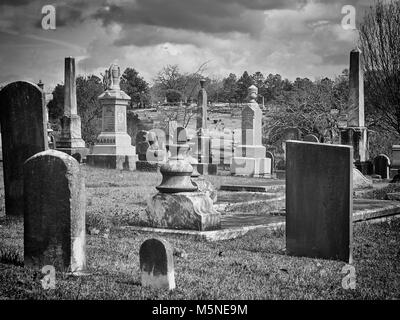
192 177 217 202
144 192 220 231
86 154 137 171
197 163 218 175
230 157 271 177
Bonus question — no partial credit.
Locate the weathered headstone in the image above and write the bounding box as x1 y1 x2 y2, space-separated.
303 134 319 143
265 151 274 174
0 81 48 216
140 238 175 290
24 149 86 273
286 141 353 263
136 130 150 161
231 85 271 177
86 63 138 170
283 127 301 141
373 154 390 179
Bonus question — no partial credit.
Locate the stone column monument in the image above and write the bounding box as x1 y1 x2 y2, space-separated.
56 57 88 160
86 63 137 170
230 85 271 177
339 48 370 174
142 127 220 231
194 79 217 175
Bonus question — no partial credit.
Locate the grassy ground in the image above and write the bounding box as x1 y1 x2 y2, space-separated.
0 166 400 300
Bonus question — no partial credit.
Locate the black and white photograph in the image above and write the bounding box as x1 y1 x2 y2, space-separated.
0 0 399 306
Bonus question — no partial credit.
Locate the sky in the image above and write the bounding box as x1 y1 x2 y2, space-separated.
0 0 373 89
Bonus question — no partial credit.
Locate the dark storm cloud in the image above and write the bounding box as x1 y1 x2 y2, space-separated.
0 0 32 6
93 0 305 36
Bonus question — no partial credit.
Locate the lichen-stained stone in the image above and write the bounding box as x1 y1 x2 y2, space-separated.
145 192 221 231
192 177 217 203
353 166 373 189
140 238 175 290
23 149 86 273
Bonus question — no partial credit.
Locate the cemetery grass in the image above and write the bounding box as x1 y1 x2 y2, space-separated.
0 167 400 300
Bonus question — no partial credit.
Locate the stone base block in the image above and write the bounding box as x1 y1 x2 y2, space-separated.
144 192 221 231
86 154 137 171
136 161 163 172
197 163 218 175
56 147 89 162
231 157 271 177
192 178 217 202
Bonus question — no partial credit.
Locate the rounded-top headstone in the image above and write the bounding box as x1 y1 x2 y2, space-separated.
23 149 86 273
303 134 319 143
374 154 390 179
0 81 48 216
139 238 175 291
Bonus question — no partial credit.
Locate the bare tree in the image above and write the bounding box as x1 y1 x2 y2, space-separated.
359 0 400 135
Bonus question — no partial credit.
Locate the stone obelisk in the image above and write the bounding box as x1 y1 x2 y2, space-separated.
56 57 88 160
194 79 217 175
339 48 369 174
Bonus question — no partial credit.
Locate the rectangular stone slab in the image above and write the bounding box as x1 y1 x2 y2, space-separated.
286 141 353 263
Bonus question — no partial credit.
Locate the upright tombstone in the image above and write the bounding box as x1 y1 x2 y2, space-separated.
230 85 271 177
0 81 48 216
24 150 86 273
339 48 369 173
136 130 167 171
303 134 319 143
140 238 175 290
286 141 353 263
265 151 274 174
86 63 138 170
56 57 88 161
373 154 390 179
194 79 217 175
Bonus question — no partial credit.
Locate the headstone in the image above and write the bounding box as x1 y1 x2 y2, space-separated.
0 81 48 216
373 154 390 179
24 149 86 273
86 63 138 170
139 238 175 290
231 85 271 177
303 134 319 143
265 151 274 174
136 130 150 161
283 127 301 141
56 57 88 160
391 145 400 168
286 141 353 263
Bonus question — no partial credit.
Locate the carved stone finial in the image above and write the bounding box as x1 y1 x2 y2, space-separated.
108 63 121 90
248 85 258 103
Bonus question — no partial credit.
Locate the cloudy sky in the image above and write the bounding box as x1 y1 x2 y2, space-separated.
0 0 372 89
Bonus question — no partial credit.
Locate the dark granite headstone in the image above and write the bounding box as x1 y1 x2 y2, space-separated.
0 81 48 216
23 150 86 273
286 141 353 263
139 238 175 290
373 154 390 179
